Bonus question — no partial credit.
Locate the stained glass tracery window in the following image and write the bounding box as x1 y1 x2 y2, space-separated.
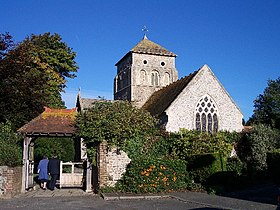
195 95 218 132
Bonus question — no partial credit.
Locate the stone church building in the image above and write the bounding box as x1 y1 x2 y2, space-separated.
114 35 243 132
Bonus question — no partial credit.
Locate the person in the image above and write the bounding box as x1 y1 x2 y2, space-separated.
37 155 49 190
48 155 60 191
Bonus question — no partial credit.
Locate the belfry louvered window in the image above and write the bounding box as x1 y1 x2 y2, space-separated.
195 95 219 132
151 71 159 86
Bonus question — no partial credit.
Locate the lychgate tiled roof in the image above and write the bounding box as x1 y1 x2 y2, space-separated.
18 107 77 136
142 71 198 116
131 36 177 57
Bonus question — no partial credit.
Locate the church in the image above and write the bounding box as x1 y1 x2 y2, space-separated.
113 35 243 132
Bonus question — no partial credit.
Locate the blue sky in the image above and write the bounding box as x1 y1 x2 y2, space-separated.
1 0 280 120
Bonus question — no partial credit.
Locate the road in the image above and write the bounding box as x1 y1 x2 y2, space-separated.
0 185 277 210
0 196 218 210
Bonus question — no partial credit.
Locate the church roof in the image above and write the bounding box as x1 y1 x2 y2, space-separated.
18 107 77 136
115 36 176 66
76 96 99 111
142 71 198 116
76 94 113 111
131 36 177 57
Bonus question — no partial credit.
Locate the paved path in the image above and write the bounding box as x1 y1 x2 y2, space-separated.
0 186 277 210
17 187 92 198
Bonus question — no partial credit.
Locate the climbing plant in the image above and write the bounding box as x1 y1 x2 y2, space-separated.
75 101 158 163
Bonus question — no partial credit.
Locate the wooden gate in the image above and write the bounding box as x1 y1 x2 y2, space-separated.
25 160 34 189
59 162 84 188
24 139 34 190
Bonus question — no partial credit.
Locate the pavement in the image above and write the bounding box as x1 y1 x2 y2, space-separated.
100 191 277 210
6 184 276 210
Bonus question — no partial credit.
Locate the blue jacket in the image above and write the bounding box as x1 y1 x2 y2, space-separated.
38 159 49 180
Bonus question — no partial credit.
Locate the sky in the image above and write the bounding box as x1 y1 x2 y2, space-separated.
1 0 280 121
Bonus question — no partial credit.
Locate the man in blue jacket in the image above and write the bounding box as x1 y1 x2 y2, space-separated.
48 155 60 191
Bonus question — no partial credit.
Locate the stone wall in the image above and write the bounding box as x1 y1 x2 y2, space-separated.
97 142 131 187
131 53 178 108
114 48 178 108
0 166 22 198
165 65 243 132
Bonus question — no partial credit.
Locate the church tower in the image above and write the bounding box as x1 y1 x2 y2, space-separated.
114 35 178 107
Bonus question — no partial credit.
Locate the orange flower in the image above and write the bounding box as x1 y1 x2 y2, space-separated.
160 165 166 170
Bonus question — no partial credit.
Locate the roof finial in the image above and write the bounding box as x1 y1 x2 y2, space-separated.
142 25 148 39
78 87 81 96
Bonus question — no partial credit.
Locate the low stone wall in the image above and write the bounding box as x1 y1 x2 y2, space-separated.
106 148 131 186
0 166 22 198
98 141 131 187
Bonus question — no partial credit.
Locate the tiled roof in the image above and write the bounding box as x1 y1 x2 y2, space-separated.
77 97 99 111
115 36 176 66
242 126 253 133
131 36 176 57
76 94 113 111
18 107 77 136
143 71 198 116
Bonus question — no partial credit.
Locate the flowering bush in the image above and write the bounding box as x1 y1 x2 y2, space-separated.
117 158 191 193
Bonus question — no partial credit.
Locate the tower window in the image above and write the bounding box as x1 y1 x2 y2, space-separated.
143 60 147 64
140 70 147 84
151 71 159 86
164 72 170 86
161 62 165 66
195 95 219 132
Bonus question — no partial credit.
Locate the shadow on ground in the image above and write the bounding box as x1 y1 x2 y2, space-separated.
222 183 279 205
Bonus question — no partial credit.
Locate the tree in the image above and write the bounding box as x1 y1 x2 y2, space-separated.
237 124 279 172
0 32 14 59
250 77 280 129
0 121 22 166
75 101 158 163
0 32 78 129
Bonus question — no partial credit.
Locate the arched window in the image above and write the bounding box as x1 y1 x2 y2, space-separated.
115 75 118 91
195 95 219 132
151 71 159 86
140 70 146 85
164 72 170 86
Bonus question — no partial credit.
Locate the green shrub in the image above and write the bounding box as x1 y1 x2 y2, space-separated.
117 157 190 193
237 124 279 172
267 149 280 184
34 137 75 162
226 157 244 176
187 153 226 184
0 122 22 167
122 131 171 161
169 130 234 159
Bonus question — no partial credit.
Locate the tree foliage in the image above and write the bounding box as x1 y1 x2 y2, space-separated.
250 77 280 129
237 124 280 172
169 129 235 159
0 122 22 167
0 32 78 129
75 101 158 163
0 32 14 59
34 137 75 163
